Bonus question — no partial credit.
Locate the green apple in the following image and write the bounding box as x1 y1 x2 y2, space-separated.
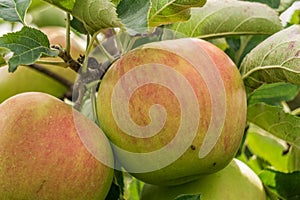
140 158 267 200
96 38 247 185
0 92 114 200
0 26 84 103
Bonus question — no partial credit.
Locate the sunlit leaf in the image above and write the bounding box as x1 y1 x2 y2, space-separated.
0 0 31 23
241 25 300 90
247 103 300 148
71 0 123 33
248 82 300 105
42 0 75 12
259 169 300 200
148 0 206 27
246 125 289 172
167 0 282 39
117 0 150 35
0 26 58 72
241 0 280 8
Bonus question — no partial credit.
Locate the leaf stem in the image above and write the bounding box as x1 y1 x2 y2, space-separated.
65 13 71 55
95 38 115 62
235 36 252 66
89 85 98 123
82 33 98 73
113 29 123 54
292 107 300 116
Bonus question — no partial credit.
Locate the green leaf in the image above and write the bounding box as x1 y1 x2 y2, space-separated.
241 0 280 8
117 0 151 35
166 0 282 39
246 125 290 172
0 47 9 67
247 103 300 148
174 194 201 200
290 10 300 25
70 16 88 34
248 82 300 106
225 35 268 66
0 0 31 23
42 0 75 12
71 0 123 33
278 0 298 13
241 25 300 90
126 177 144 200
0 26 58 72
105 170 124 200
288 146 300 172
259 169 300 200
148 0 206 27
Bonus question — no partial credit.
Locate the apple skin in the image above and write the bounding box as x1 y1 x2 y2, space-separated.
140 158 267 200
97 38 247 185
0 26 84 103
0 92 114 200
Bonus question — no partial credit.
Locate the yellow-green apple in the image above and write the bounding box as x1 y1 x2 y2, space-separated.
140 158 267 200
0 92 114 200
96 38 247 185
0 26 84 103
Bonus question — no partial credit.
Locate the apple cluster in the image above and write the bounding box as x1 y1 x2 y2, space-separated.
0 33 267 199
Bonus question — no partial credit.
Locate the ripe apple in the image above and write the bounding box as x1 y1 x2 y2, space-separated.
0 26 84 103
96 38 247 185
0 92 114 199
140 158 267 200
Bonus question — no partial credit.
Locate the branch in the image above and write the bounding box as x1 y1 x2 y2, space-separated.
27 64 73 89
51 45 82 72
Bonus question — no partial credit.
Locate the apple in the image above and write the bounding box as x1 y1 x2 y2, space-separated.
0 27 84 103
0 92 114 200
96 38 247 185
140 158 267 200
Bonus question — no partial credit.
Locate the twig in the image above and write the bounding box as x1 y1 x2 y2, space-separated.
51 45 82 72
27 64 73 89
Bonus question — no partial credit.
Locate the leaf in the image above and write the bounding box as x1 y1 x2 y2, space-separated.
246 125 290 172
71 0 123 34
241 0 280 8
70 16 88 34
166 0 282 39
105 170 124 200
278 0 298 14
42 0 75 12
0 26 58 72
117 0 150 35
248 82 300 106
288 146 300 172
0 0 31 23
126 177 144 200
259 169 300 200
148 0 206 27
247 103 300 148
225 35 268 66
0 47 9 67
174 194 201 200
241 25 300 90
